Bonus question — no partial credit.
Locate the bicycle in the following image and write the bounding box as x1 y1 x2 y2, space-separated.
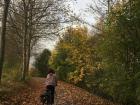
40 89 53 105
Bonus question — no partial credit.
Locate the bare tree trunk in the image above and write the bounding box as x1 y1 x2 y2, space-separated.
0 0 10 84
26 42 31 75
107 0 110 14
26 0 33 76
21 0 28 81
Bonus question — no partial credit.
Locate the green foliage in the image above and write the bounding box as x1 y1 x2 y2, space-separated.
51 48 75 81
34 49 51 77
93 1 140 105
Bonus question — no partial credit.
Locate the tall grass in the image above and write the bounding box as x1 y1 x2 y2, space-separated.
2 64 22 82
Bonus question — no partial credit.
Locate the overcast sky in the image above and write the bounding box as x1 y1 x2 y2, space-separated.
69 0 96 24
42 0 95 51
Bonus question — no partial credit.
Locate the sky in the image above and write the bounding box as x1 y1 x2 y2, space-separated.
42 0 96 51
69 0 96 24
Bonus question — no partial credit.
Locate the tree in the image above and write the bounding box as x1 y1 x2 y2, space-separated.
51 27 98 88
0 0 10 84
90 0 140 104
6 0 70 80
34 49 51 77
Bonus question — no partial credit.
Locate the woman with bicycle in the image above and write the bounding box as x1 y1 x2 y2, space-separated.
45 68 57 105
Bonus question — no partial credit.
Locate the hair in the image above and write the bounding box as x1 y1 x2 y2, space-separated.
48 68 55 74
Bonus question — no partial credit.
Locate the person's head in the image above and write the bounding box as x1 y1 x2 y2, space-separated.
48 68 55 74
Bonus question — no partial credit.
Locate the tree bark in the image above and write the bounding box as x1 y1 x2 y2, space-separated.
0 0 10 84
21 0 28 81
25 0 33 76
26 42 31 75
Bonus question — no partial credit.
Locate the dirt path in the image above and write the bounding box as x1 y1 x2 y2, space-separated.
0 77 119 105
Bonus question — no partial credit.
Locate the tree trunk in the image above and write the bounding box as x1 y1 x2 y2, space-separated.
107 0 110 14
26 0 34 75
21 0 28 81
26 42 31 75
0 0 10 84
